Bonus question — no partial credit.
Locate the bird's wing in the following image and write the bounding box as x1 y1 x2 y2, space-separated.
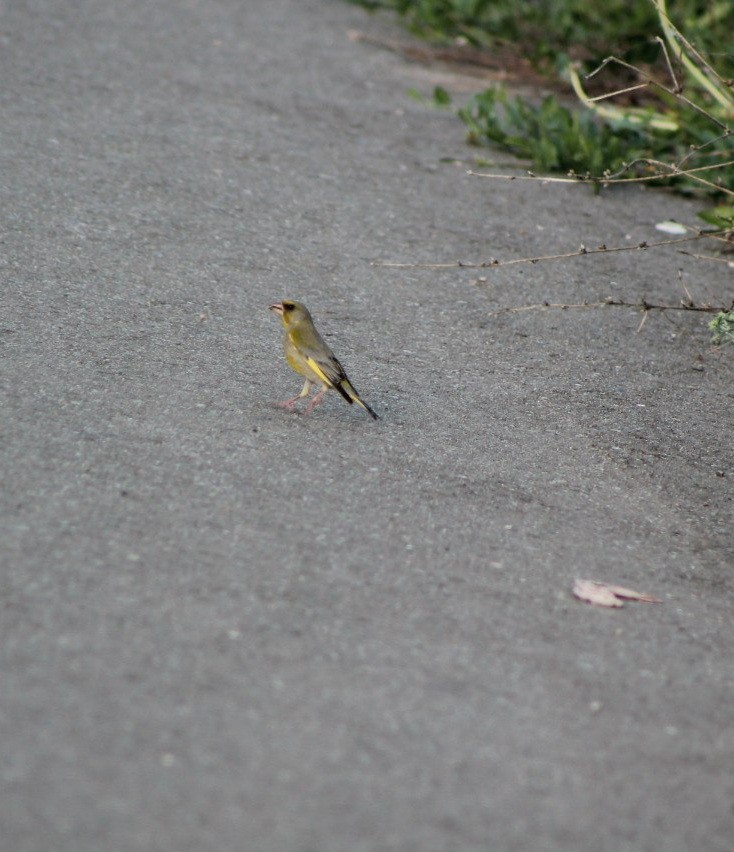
290 330 354 403
305 354 354 405
289 325 379 419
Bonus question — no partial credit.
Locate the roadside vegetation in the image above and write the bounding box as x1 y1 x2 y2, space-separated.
349 0 734 341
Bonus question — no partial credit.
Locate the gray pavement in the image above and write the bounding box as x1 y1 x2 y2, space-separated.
1 1 733 850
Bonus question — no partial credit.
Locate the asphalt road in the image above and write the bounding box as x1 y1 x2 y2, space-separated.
1 1 733 850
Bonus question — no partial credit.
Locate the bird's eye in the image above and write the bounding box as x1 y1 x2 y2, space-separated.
283 303 294 311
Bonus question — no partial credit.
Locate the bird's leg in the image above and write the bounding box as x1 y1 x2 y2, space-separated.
277 380 312 411
303 385 328 415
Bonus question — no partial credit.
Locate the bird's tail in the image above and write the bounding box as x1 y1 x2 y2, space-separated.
339 379 379 420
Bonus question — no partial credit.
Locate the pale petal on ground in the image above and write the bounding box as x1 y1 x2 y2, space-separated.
602 583 662 603
573 579 661 606
573 579 625 607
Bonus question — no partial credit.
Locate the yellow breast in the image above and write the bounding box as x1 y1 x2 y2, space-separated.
285 334 321 383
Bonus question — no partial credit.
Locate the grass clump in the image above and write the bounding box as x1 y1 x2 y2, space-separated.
350 0 734 202
349 0 733 78
709 310 734 345
457 88 653 179
349 0 666 65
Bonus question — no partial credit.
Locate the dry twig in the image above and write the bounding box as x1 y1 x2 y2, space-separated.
485 296 732 319
375 229 730 271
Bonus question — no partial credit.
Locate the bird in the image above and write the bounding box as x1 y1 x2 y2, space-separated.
269 300 379 420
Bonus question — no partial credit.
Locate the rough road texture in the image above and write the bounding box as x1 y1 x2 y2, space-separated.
1 1 733 850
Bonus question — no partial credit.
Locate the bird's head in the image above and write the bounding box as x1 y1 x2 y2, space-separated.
269 300 310 328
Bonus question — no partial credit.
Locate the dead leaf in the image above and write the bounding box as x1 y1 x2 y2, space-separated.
600 583 661 603
573 579 661 607
573 579 624 607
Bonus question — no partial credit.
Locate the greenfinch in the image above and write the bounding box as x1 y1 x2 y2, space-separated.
269 300 379 420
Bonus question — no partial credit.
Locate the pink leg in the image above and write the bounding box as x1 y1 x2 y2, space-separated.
276 396 302 411
276 380 312 412
303 387 327 415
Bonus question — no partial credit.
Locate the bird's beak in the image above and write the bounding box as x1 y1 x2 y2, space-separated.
269 302 284 316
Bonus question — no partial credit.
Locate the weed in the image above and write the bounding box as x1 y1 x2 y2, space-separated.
351 0 734 201
349 0 733 79
709 310 734 345
407 85 452 108
457 88 653 180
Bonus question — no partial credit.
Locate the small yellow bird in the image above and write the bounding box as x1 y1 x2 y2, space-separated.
269 300 379 420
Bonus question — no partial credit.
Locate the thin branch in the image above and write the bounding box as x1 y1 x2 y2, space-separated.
467 170 584 185
645 161 734 195
569 63 679 130
587 82 651 102
680 274 694 304
375 230 730 270
655 34 681 94
486 296 730 318
636 309 650 332
654 0 734 109
489 301 606 315
469 31 732 196
603 157 734 180
676 130 733 169
573 58 731 133
678 250 734 264
467 159 734 196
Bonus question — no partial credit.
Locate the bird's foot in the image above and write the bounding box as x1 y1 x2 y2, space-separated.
303 390 326 415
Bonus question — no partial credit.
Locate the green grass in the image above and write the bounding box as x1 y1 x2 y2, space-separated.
349 0 733 76
457 88 653 179
709 310 734 345
349 0 734 201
